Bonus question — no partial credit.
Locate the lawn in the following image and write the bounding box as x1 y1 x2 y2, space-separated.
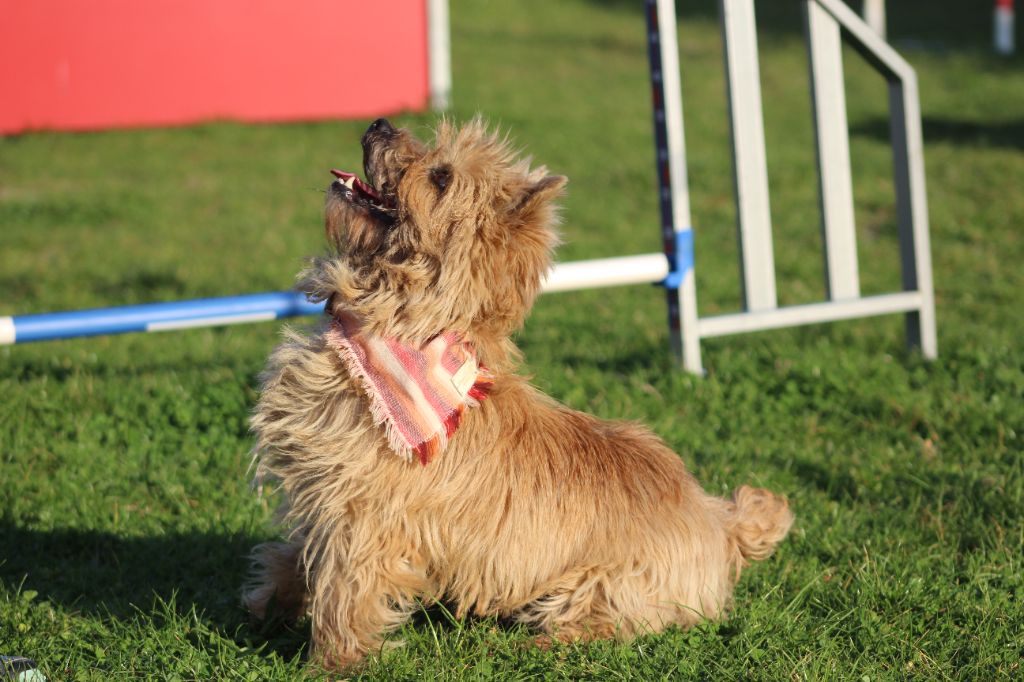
2 0 1022 679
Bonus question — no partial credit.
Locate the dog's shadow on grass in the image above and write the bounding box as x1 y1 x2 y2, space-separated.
0 522 520 662
0 521 308 660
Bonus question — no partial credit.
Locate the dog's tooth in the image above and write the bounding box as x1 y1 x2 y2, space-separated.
344 177 356 189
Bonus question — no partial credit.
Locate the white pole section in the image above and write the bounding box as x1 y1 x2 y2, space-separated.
698 291 922 338
427 0 452 110
542 253 669 293
719 0 778 312
889 74 938 360
863 0 886 40
0 317 14 345
995 0 1016 55
806 0 861 301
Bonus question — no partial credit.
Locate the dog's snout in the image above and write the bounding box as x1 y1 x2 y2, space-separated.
368 118 395 136
362 118 397 158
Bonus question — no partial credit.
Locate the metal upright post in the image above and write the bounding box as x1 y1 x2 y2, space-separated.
427 0 452 110
719 0 778 312
805 0 861 301
646 0 702 374
889 73 938 359
863 0 887 39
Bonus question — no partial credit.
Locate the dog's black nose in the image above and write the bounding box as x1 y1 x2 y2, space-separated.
367 118 395 136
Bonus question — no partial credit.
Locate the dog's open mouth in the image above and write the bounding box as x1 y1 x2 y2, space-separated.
330 169 394 217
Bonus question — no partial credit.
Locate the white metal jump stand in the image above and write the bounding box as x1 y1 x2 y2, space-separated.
642 0 937 374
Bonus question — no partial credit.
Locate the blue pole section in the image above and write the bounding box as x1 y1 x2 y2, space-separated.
0 292 326 345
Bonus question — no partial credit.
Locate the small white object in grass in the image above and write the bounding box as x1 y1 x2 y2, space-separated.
995 2 1015 55
0 656 45 682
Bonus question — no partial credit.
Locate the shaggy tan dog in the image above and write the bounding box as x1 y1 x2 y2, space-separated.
243 118 793 668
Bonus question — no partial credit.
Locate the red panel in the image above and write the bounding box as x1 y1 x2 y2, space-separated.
0 0 429 133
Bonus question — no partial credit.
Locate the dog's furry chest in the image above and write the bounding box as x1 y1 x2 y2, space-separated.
251 332 388 480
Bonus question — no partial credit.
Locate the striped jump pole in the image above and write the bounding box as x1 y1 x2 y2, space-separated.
0 292 325 345
646 0 701 374
0 254 674 346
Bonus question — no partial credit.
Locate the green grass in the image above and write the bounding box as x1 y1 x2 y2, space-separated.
2 0 1022 678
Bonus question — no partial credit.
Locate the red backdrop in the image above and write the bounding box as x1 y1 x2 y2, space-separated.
0 0 430 134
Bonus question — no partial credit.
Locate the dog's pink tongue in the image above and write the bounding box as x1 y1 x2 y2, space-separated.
330 169 382 202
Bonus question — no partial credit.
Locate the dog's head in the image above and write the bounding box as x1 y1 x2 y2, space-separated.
310 118 566 366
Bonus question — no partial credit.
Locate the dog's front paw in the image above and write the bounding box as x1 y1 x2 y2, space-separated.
242 541 307 622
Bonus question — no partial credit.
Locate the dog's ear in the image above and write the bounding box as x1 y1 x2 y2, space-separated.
473 173 565 341
508 174 568 225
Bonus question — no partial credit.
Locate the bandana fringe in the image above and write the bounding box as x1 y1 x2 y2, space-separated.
325 312 491 465
336 343 418 463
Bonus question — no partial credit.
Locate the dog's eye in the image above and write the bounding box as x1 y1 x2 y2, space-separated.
429 166 452 194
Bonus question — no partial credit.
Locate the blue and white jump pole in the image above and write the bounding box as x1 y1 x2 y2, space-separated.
0 292 326 345
0 254 672 345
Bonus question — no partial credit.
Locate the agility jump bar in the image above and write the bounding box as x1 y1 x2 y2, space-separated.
0 254 675 345
0 291 326 345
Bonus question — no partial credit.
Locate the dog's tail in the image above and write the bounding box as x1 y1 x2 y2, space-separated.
726 485 794 563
